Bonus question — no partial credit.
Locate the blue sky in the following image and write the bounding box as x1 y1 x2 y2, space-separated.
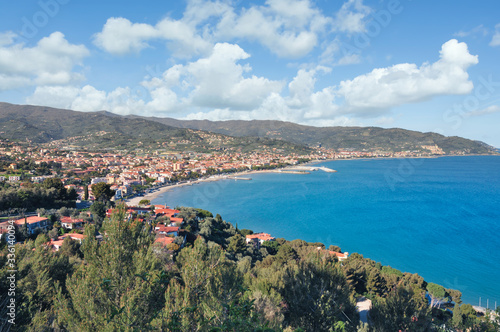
1 0 500 147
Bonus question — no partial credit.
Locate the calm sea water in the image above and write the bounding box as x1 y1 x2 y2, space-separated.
152 156 500 306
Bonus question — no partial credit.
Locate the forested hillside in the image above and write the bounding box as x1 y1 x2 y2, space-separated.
1 204 498 331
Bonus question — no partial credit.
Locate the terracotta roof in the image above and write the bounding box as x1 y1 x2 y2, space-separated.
60 216 84 224
14 216 48 225
60 233 86 240
154 236 175 247
155 226 179 233
245 232 275 241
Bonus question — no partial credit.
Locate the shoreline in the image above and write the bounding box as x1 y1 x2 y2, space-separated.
126 154 498 206
125 169 275 206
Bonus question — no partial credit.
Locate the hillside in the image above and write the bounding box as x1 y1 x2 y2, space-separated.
0 103 310 154
136 116 497 154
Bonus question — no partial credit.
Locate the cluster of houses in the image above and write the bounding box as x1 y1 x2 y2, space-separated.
0 204 184 250
1 205 348 261
244 232 349 261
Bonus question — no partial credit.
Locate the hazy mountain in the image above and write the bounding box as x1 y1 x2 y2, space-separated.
129 115 497 154
0 103 310 153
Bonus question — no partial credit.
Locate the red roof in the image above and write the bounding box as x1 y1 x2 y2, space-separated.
155 208 180 217
14 216 48 225
246 233 275 241
60 216 84 224
155 226 179 234
60 233 86 240
154 237 175 247
329 251 348 259
170 217 184 223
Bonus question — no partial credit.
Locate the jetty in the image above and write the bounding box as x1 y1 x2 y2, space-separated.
289 166 337 173
273 170 310 174
231 177 252 181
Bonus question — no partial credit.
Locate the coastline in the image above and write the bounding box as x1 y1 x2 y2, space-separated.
125 169 275 206
126 154 498 206
122 155 500 308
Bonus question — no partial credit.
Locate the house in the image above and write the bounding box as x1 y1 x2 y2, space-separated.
47 239 65 251
154 226 179 236
14 216 49 234
8 176 20 182
154 236 175 247
329 251 349 262
60 233 86 243
60 216 85 229
169 217 184 225
245 233 275 248
155 208 180 218
127 206 152 215
316 247 349 262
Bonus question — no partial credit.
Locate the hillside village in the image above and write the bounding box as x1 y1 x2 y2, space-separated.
0 137 455 203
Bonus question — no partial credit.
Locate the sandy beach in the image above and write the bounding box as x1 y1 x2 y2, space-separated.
125 163 338 206
125 169 274 206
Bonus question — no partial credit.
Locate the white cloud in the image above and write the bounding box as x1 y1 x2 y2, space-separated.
141 43 284 111
214 0 328 58
0 31 16 46
93 0 356 59
27 85 146 115
454 24 488 38
0 32 89 90
93 17 159 55
338 39 478 114
466 105 500 117
333 0 371 33
490 23 500 47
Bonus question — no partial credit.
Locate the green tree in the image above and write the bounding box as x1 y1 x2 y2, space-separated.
43 177 65 198
227 234 247 255
91 182 115 202
56 203 164 331
427 282 448 308
138 199 150 206
83 185 89 201
369 286 432 332
90 201 106 226
452 303 478 330
281 260 359 331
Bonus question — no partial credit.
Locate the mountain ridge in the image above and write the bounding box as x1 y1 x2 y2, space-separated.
127 114 497 154
0 102 496 154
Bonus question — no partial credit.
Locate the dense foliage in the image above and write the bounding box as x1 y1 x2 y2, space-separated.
1 204 499 331
0 178 77 212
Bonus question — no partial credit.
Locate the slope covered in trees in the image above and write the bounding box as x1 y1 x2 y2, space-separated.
135 116 498 154
1 204 498 331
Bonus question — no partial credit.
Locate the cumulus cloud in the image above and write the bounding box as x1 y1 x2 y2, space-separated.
0 32 89 90
490 23 500 47
27 85 146 115
93 0 370 59
215 0 329 58
337 39 478 114
141 42 284 111
93 17 159 55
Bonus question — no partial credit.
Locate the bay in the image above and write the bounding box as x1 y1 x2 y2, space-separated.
152 155 500 306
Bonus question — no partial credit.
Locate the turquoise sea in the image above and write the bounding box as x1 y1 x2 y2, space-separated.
152 156 500 307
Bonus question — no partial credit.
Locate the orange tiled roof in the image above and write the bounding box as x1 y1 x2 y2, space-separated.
246 233 275 241
14 216 48 225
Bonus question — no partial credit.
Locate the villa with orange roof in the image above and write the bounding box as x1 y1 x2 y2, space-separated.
14 216 49 235
245 232 275 248
60 216 85 229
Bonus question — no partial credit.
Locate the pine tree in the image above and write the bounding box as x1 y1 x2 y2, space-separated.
56 203 164 331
